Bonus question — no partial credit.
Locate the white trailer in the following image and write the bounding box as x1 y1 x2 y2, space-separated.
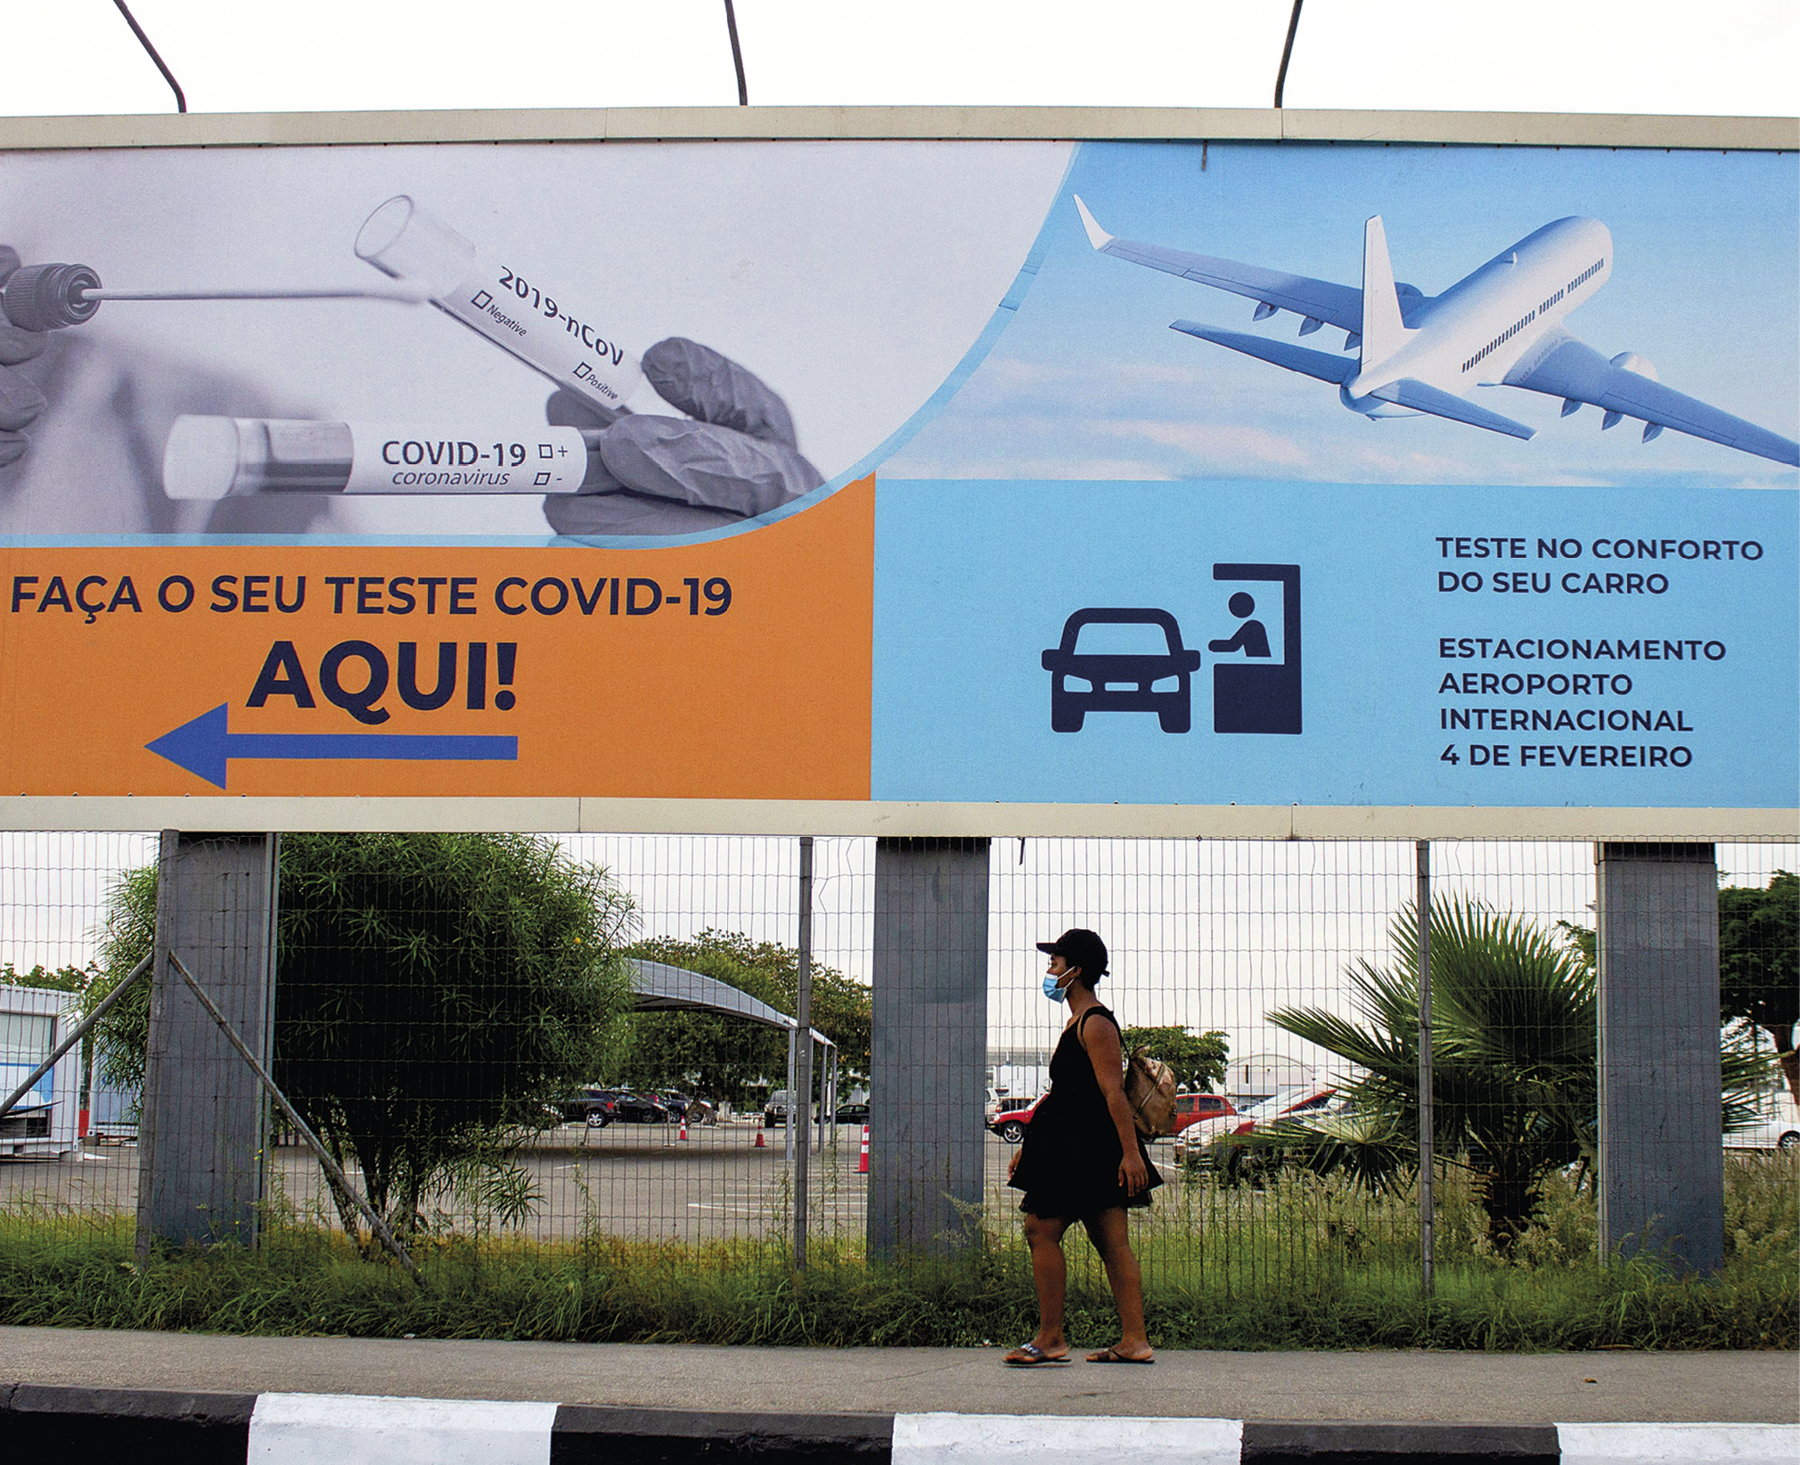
1 986 81 1158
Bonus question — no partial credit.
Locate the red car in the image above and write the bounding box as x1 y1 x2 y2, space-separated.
1174 1086 1341 1165
988 1094 1046 1144
990 1090 1237 1144
1169 1092 1237 1136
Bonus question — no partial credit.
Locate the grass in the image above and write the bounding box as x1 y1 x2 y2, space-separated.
1 1156 1792 1351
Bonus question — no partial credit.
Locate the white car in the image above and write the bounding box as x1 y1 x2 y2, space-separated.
1173 1085 1342 1166
1724 1092 1800 1151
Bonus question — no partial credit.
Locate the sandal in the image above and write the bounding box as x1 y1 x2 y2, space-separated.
1002 1341 1071 1366
1086 1345 1155 1364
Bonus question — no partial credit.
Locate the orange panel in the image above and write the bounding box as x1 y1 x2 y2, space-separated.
0 478 874 800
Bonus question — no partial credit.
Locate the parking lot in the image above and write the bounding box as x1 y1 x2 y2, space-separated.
0 1120 1064 1247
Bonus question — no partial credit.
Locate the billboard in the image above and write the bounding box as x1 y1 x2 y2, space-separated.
0 129 1794 826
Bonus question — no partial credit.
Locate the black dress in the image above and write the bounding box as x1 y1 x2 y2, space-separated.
1009 1005 1162 1220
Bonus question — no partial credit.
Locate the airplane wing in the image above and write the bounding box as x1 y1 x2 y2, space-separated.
1076 196 1365 334
1509 333 1799 468
1371 379 1535 440
1170 321 1355 384
1169 324 1535 439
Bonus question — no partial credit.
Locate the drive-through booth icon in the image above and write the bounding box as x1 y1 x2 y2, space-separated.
1040 564 1301 737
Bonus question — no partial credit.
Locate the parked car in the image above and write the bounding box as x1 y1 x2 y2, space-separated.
611 1091 672 1123
1724 1091 1800 1151
984 1090 1032 1125
836 1100 870 1125
562 1086 627 1128
1168 1092 1236 1138
1174 1086 1340 1166
988 1093 1046 1144
764 1089 813 1127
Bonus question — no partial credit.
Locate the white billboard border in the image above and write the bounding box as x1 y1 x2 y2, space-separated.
0 799 1790 840
0 105 1793 838
0 106 1792 151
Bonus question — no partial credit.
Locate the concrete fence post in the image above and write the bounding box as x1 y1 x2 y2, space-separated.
1596 841 1723 1275
869 836 990 1260
136 830 279 1254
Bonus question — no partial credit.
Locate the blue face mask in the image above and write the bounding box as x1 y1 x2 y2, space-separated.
1043 973 1070 1003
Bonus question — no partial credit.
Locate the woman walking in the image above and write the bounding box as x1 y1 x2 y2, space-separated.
1003 928 1160 1366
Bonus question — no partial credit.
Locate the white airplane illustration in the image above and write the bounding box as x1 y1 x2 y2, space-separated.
1073 196 1798 468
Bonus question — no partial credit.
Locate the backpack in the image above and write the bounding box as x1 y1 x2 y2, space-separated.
1123 1047 1177 1138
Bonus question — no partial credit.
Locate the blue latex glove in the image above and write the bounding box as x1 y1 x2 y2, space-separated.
545 337 823 536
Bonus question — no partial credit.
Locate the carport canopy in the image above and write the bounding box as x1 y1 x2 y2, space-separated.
625 959 837 1130
626 958 833 1051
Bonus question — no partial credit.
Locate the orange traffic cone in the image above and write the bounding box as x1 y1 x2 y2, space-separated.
754 1127 766 1149
679 1115 689 1141
857 1123 870 1174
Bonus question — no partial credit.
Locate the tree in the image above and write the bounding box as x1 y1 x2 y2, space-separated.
1 963 92 993
1270 898 1765 1252
1117 1024 1229 1092
1718 871 1798 1104
619 930 872 1102
85 863 156 1094
88 833 635 1245
1270 900 1597 1250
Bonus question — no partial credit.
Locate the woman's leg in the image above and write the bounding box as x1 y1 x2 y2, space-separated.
1082 1207 1152 1360
1006 1212 1072 1359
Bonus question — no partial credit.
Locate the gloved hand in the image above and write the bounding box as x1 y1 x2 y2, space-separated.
0 248 50 468
544 336 823 537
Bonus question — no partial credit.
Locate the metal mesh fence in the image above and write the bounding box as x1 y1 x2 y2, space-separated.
1 831 1793 1298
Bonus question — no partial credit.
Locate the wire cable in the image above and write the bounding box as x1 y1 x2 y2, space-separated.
1274 0 1305 109
724 0 749 106
111 0 187 114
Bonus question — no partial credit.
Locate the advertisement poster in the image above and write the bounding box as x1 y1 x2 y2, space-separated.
0 138 1794 812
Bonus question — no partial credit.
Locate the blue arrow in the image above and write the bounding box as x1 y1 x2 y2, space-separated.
147 704 518 790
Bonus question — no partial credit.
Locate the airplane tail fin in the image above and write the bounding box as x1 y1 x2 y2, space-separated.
1359 215 1408 370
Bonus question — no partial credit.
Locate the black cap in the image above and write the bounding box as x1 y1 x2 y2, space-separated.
1036 928 1107 979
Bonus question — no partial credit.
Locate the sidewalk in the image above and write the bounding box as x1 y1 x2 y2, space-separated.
3 1326 1796 1461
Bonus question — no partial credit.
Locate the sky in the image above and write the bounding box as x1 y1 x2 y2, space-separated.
7 1 1800 118
888 141 1799 489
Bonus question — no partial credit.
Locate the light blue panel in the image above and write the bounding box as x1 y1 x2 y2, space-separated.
872 480 1798 808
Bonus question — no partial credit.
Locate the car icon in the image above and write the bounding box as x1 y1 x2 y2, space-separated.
1041 607 1202 733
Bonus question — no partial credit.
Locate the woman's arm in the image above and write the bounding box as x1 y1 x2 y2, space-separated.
1080 1013 1149 1195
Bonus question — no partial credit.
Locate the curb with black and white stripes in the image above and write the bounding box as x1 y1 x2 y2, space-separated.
1 1384 1794 1462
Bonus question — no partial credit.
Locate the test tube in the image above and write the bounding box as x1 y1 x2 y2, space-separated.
163 415 596 500
355 196 643 418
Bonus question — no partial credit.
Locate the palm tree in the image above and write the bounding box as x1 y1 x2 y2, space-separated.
1269 898 1767 1252
1270 899 1597 1251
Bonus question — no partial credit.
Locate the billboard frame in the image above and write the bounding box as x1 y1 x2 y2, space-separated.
1 105 1794 838
0 106 1792 151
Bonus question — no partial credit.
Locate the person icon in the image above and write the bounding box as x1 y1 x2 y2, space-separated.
1208 592 1271 658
